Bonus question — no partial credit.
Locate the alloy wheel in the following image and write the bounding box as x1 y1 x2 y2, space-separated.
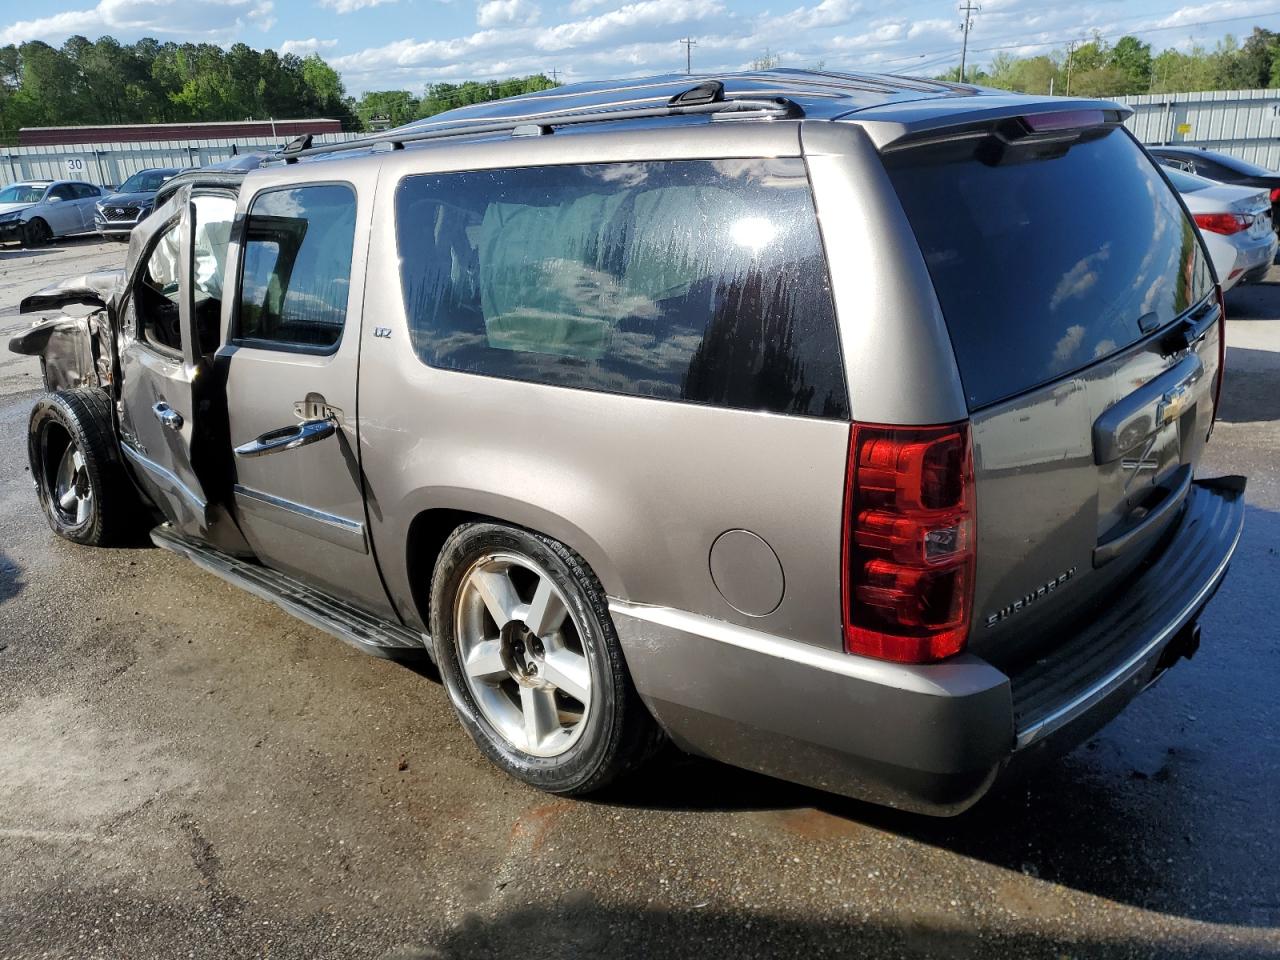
454 552 592 758
52 442 92 526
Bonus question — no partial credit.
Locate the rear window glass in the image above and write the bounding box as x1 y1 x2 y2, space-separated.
885 127 1214 409
395 159 848 419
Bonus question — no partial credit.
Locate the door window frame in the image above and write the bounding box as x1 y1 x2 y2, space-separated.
229 179 358 358
131 209 188 363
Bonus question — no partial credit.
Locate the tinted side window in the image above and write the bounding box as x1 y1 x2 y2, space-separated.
1190 157 1231 180
49 184 76 201
236 184 356 351
74 184 99 199
395 159 847 418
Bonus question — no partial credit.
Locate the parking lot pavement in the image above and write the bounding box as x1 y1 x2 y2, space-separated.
0 239 1278 960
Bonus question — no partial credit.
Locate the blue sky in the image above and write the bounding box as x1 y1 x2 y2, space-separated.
2 0 1280 95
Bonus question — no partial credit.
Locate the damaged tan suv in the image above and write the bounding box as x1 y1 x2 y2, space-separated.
9 71 1245 814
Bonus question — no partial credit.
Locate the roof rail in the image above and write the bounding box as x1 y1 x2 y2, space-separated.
273 84 802 164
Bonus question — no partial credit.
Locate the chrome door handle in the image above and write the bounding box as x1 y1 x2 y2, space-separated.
153 402 184 431
234 417 337 459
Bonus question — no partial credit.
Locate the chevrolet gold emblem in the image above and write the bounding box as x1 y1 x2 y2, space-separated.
1157 383 1193 426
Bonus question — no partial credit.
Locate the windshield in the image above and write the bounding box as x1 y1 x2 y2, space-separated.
117 170 177 194
1164 167 1213 193
0 184 46 204
885 126 1214 409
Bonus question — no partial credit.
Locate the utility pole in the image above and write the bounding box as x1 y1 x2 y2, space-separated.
549 67 560 84
680 37 697 75
958 2 979 83
1065 39 1078 96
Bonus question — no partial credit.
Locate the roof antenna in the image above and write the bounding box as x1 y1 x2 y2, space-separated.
281 133 313 163
669 80 724 107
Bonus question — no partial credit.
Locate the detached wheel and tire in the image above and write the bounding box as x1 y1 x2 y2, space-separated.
28 388 136 546
21 218 52 248
431 523 661 795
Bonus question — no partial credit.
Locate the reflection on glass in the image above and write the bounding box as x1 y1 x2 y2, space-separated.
886 128 1214 408
395 159 847 418
237 185 356 349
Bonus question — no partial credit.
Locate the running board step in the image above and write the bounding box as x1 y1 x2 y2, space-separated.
151 525 430 660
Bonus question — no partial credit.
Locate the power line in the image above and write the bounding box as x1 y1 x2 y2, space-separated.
959 2 980 83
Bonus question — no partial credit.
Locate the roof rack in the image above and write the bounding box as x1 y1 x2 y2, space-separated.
273 81 803 164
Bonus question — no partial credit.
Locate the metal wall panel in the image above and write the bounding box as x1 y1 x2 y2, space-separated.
0 132 362 187
1117 88 1280 169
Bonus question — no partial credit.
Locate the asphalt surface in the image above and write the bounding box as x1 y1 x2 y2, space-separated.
0 237 1278 960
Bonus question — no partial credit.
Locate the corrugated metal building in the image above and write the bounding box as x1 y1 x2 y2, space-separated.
1 130 361 187
18 118 342 147
1116 88 1280 168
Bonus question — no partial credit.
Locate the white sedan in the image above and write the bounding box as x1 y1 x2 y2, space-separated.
1163 165 1277 290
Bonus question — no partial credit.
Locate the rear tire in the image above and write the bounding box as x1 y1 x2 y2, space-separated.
430 522 662 795
21 218 51 248
28 388 138 546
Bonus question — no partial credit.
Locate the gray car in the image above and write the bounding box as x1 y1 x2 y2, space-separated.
0 179 104 246
8 71 1245 815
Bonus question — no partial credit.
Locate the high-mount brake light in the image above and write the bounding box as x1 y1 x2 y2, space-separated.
1194 212 1252 235
841 423 976 664
1022 109 1105 132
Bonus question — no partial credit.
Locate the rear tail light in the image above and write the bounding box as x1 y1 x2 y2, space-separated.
1194 212 1252 235
1269 187 1280 204
841 422 975 663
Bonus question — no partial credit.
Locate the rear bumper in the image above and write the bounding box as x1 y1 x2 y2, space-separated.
613 477 1245 815
1228 231 1277 286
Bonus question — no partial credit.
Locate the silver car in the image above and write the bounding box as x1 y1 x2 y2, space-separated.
8 71 1245 815
1162 165 1277 290
0 179 104 246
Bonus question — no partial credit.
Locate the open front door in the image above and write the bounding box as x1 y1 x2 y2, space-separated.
117 186 248 553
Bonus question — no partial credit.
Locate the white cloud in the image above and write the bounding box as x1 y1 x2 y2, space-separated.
477 0 540 27
325 0 1280 95
785 0 861 30
319 0 397 12
279 36 338 55
0 0 274 46
538 0 722 50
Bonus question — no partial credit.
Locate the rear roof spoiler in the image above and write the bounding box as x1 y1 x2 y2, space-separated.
844 96 1132 151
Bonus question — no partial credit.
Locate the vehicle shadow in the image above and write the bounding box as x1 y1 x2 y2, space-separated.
1226 276 1280 316
1219 345 1280 422
401 899 1266 960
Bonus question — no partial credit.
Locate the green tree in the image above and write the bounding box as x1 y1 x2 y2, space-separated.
1109 36 1152 93
355 90 420 128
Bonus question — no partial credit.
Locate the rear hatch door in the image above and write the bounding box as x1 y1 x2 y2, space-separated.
882 119 1221 668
